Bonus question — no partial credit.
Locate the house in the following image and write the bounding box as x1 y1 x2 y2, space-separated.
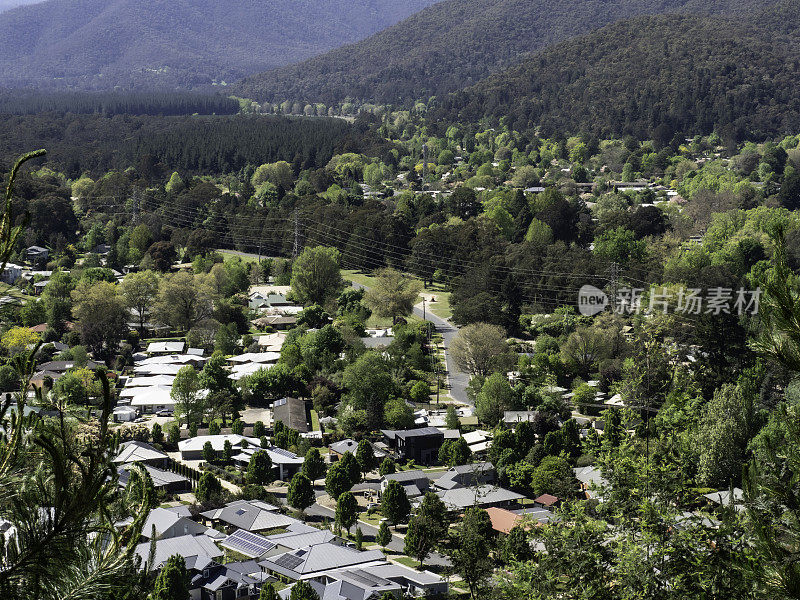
26 246 49 262
193 560 268 600
230 363 272 381
118 464 192 494
252 315 297 330
135 533 223 571
128 387 176 414
221 526 336 560
228 352 281 365
179 435 261 461
112 405 138 422
503 411 541 426
512 506 556 525
147 341 186 354
256 332 286 352
136 507 212 541
356 564 447 598
1 263 23 284
381 427 443 464
231 446 305 481
200 500 300 534
328 439 386 462
272 397 309 433
534 494 560 509
433 462 496 490
259 543 386 582
139 353 207 366
437 485 524 512
704 488 744 512
379 471 430 499
286 569 401 600
37 359 104 373
485 507 525 534
113 440 169 468
262 527 338 557
461 430 492 454
573 466 607 499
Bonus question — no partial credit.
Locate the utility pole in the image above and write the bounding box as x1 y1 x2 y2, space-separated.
422 143 428 192
607 261 621 311
292 208 300 259
422 297 426 321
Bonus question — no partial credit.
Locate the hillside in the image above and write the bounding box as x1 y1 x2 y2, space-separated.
235 0 773 105
428 2 800 140
0 0 439 89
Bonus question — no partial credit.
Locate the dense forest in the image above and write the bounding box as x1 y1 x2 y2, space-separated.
235 0 776 105
428 4 800 141
0 0 438 90
0 90 239 115
0 114 389 178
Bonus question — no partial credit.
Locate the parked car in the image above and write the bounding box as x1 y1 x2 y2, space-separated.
156 409 173 417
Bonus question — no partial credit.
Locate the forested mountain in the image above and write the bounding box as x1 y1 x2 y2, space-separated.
0 0 39 12
0 0 439 89
235 0 773 105
429 1 800 141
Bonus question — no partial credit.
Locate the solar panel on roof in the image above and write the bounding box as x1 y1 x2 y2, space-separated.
222 529 275 557
345 569 389 587
274 554 303 570
269 447 296 458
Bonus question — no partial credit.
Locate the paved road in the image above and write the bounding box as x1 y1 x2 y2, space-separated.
351 282 470 406
412 302 469 406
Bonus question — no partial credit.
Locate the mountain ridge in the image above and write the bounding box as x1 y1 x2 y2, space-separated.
235 0 775 105
427 2 800 140
0 0 440 89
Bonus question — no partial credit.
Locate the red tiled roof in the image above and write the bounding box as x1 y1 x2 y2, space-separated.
534 494 559 507
485 507 523 534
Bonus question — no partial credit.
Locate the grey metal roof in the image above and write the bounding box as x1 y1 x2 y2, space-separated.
382 470 427 483
365 563 445 586
395 427 442 439
260 543 385 578
266 528 335 550
437 485 524 510
135 534 222 570
201 500 297 532
113 441 168 464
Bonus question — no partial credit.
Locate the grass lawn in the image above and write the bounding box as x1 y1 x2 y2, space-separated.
218 249 268 264
310 410 321 432
394 555 421 569
0 283 33 302
343 269 453 321
359 512 383 527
